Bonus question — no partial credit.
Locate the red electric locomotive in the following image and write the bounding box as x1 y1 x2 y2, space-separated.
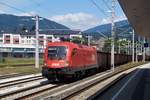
42 42 98 80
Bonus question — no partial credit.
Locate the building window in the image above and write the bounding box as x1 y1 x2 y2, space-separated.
6 40 10 43
14 40 19 44
47 37 52 42
47 37 52 39
27 36 31 39
5 35 10 38
39 36 44 38
39 40 43 43
39 40 44 45
21 40 24 43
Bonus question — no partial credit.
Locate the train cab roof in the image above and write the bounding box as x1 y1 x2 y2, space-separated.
47 42 96 51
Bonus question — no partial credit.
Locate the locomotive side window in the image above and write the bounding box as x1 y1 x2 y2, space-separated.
48 46 67 60
72 48 77 56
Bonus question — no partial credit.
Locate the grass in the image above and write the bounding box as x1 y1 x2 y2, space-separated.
0 60 149 76
0 57 43 75
117 61 149 70
0 57 44 67
0 66 41 75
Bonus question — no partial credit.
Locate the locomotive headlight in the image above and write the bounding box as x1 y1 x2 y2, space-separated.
42 63 47 68
44 63 47 66
64 61 69 67
52 63 60 66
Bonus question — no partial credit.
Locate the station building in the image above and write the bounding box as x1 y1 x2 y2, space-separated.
0 30 82 57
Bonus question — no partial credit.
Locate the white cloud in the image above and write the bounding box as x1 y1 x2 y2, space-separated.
115 14 127 22
14 11 36 16
49 12 101 30
49 12 127 30
0 10 6 14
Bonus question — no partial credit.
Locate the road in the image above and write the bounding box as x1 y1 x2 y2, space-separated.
94 64 150 100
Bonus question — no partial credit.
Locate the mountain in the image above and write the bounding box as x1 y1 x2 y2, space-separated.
84 20 134 39
0 14 69 33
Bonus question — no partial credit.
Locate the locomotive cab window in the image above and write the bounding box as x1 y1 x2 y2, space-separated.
48 46 67 60
72 48 77 56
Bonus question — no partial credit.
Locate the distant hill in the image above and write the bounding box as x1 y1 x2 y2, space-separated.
0 14 69 33
84 20 135 39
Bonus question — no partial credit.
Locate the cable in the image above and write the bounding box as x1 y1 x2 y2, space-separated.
90 0 109 17
0 1 62 32
102 0 111 10
29 0 66 30
0 1 34 16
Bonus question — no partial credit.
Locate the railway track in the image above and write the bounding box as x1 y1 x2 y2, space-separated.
0 73 30 80
32 63 149 100
0 63 148 100
0 73 41 85
0 73 65 100
0 79 64 100
0 76 44 89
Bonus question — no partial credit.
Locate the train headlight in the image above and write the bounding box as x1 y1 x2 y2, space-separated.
52 63 60 66
42 63 47 68
44 63 47 66
64 61 69 67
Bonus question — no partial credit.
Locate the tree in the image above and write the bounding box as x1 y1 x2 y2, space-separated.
71 37 87 45
21 25 27 32
102 38 112 53
30 25 35 32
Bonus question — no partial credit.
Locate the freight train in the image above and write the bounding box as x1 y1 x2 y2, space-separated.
42 42 146 81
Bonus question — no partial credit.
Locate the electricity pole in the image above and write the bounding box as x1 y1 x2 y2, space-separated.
35 15 39 68
132 29 135 63
111 0 115 71
135 41 138 62
143 37 145 62
118 42 120 54
127 40 130 55
87 35 91 46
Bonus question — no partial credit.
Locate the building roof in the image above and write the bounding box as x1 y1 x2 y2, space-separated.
1 30 81 35
119 0 150 37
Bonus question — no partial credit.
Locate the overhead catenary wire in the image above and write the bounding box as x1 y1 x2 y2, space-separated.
0 1 34 16
90 0 110 18
90 0 126 31
0 1 57 31
29 0 64 30
102 0 111 10
0 1 131 35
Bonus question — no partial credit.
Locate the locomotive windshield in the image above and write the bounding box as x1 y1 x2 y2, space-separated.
48 46 67 60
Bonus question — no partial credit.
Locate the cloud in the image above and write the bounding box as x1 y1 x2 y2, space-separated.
49 12 127 30
14 11 36 16
98 15 127 25
0 10 6 14
49 12 101 30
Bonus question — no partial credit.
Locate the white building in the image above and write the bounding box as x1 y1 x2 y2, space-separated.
0 30 82 57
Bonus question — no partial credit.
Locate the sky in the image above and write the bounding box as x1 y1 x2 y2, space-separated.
0 0 127 31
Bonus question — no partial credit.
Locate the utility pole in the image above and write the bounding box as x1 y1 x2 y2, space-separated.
135 41 138 62
127 40 130 55
87 35 91 46
118 42 120 54
143 37 145 62
111 0 115 71
35 15 39 68
132 29 135 63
